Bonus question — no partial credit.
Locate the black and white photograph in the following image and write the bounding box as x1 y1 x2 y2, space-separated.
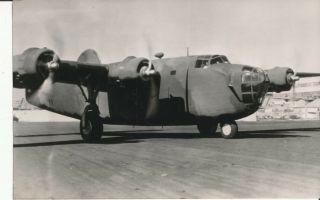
11 0 320 198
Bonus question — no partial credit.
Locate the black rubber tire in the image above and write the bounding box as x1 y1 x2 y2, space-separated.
220 120 238 139
80 106 103 142
197 118 218 137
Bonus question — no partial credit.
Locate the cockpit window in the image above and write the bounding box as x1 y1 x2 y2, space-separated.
195 59 209 68
210 55 229 64
195 55 230 68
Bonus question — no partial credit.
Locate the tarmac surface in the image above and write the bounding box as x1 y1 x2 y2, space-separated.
13 120 320 198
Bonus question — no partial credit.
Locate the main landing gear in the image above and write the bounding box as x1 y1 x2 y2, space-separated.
197 117 218 137
197 118 238 139
80 104 103 142
78 79 103 143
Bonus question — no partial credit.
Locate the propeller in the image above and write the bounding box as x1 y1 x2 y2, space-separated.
28 52 60 107
139 40 157 80
287 72 320 83
29 22 64 106
140 36 160 119
295 72 320 78
139 60 157 81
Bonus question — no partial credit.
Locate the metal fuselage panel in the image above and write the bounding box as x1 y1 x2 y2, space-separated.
187 63 259 120
151 57 196 125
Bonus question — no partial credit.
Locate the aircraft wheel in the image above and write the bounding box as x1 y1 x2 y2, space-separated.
220 120 238 139
197 118 218 137
80 105 103 142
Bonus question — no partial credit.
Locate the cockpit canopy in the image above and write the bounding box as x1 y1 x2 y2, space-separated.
195 55 230 68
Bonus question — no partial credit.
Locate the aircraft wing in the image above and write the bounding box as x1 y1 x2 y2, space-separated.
13 47 159 110
13 48 109 91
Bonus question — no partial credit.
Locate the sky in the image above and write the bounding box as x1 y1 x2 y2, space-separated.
13 0 320 72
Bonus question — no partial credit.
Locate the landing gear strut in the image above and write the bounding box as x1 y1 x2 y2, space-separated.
78 77 103 142
220 120 238 139
197 118 218 137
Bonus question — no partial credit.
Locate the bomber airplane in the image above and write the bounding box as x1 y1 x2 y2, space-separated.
13 47 320 142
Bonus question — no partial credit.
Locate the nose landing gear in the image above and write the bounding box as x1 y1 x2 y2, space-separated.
220 120 238 139
197 118 239 139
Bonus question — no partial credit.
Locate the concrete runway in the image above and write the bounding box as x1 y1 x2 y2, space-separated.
13 121 320 198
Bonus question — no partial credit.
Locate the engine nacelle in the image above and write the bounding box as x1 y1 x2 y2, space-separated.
108 57 149 81
13 47 57 88
266 67 294 92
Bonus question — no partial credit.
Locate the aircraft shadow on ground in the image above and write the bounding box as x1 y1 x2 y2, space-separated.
13 128 318 148
15 133 80 137
105 128 315 139
13 134 141 148
237 128 319 139
14 129 157 138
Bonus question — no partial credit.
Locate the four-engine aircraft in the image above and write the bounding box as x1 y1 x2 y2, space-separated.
13 47 320 141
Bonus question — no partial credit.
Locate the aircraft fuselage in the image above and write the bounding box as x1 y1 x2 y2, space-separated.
25 54 267 125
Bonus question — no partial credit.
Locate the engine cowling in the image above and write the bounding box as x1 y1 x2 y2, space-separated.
13 47 57 88
108 57 149 81
266 67 294 92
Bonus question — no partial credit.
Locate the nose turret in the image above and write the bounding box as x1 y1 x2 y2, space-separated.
239 66 269 104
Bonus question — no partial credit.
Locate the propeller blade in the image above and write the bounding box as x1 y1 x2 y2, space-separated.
295 72 320 78
27 53 59 107
139 36 157 80
145 76 160 119
52 53 59 62
146 37 153 71
28 72 54 107
291 81 296 103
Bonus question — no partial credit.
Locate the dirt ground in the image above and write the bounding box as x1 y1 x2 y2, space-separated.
13 120 320 198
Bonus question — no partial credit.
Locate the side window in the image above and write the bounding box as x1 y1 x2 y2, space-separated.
201 60 209 68
195 60 202 68
195 59 209 68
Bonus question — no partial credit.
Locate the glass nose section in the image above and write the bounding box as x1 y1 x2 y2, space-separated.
241 67 267 104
